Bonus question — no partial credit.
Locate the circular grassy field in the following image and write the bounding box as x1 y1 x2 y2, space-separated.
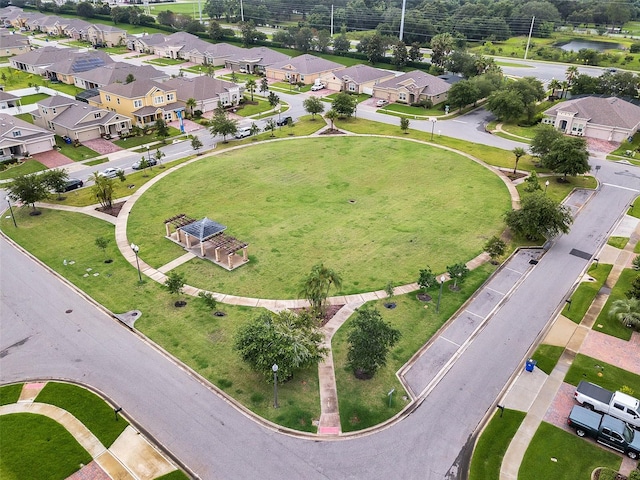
128 136 511 299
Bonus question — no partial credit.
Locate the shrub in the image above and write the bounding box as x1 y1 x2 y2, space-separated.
630 43 640 53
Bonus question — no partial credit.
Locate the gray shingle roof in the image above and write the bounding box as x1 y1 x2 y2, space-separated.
226 46 289 65
100 79 171 98
268 53 343 75
0 112 52 141
45 50 113 75
376 70 451 96
38 95 76 108
337 64 393 84
162 76 237 102
11 45 79 67
543 96 640 129
45 98 126 130
0 31 30 49
74 62 167 85
0 90 19 101
202 42 245 58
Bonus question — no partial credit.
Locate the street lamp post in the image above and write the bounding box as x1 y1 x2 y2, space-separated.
130 243 142 282
5 196 17 228
272 364 279 408
436 275 445 313
146 145 151 162
544 180 550 195
430 117 437 141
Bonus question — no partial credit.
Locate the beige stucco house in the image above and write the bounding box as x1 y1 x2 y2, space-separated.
0 112 55 159
86 24 126 47
373 70 451 106
0 31 30 57
322 64 396 94
265 54 343 85
162 76 242 113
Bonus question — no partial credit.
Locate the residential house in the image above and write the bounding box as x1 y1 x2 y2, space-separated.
224 46 290 74
90 79 185 127
153 32 206 60
201 42 245 66
128 33 166 54
10 46 79 75
0 31 31 57
32 96 131 141
265 54 343 85
0 112 55 159
162 76 241 113
86 24 126 47
322 64 396 94
542 96 640 142
44 50 114 84
74 62 168 90
0 91 20 109
372 70 451 105
0 7 32 28
62 18 92 41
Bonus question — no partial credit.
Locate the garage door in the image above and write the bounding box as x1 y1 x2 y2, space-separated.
363 87 374 95
27 138 55 155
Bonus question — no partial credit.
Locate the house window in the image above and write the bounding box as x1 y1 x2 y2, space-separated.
105 94 111 102
94 112 101 118
47 121 54 129
133 100 142 108
300 75 305 82
164 112 172 120
167 93 174 102
348 83 356 92
12 130 21 137
154 95 164 104
52 108 56 114
398 93 407 101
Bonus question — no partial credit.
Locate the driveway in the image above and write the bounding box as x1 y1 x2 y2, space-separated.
32 150 73 168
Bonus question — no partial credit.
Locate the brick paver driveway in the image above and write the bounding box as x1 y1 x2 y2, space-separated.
32 150 73 168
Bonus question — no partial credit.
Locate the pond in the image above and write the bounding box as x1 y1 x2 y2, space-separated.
556 39 622 52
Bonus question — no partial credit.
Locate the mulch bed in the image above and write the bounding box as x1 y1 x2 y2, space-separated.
292 304 344 327
593 469 627 480
96 201 125 217
319 128 344 135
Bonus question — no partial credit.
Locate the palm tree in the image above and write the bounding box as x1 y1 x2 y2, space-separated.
325 109 338 130
609 298 640 331
301 263 343 318
565 65 579 86
512 147 526 174
186 97 197 117
245 79 257 102
548 79 562 98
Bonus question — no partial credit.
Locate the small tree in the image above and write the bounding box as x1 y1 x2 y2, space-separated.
209 109 238 142
245 79 257 101
524 171 542 192
347 305 401 379
446 262 469 290
155 118 170 143
95 236 111 262
139 156 150 176
186 97 197 117
264 119 276 137
91 173 114 209
418 267 437 291
116 169 126 182
484 236 506 264
400 117 410 134
42 168 69 200
300 263 342 318
260 77 269 96
8 174 49 214
191 135 203 154
154 148 165 168
626 274 640 300
633 255 640 271
325 109 338 130
384 281 395 307
249 122 260 138
512 147 526 175
198 291 218 312
608 298 640 331
267 91 280 107
303 96 324 119
164 271 187 307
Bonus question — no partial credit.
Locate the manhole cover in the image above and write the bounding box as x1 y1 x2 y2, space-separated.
65 309 73 314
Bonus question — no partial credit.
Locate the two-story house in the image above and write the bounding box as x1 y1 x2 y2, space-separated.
86 24 126 47
90 80 185 127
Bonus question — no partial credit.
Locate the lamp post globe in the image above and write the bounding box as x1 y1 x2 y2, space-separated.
272 364 279 408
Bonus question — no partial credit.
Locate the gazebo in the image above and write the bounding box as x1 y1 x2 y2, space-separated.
164 214 249 270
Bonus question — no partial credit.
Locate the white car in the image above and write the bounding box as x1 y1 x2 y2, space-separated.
98 167 123 178
311 83 325 91
376 99 389 107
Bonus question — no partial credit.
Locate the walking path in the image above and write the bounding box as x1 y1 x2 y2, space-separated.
499 215 640 480
0 382 179 480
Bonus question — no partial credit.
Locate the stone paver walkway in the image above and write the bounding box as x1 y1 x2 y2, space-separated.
82 138 123 155
580 330 640 375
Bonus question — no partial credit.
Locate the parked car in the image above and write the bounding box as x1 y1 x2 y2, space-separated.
131 158 158 170
376 99 388 107
311 83 325 91
235 127 251 139
64 178 83 192
276 116 292 126
98 167 123 178
568 405 640 459
574 381 640 429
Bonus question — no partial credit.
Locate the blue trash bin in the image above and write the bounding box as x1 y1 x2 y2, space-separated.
525 359 537 372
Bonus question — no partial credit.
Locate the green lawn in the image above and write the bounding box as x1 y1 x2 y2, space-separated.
334 264 496 432
592 268 637 340
35 382 128 447
500 123 537 139
323 92 370 104
19 93 49 105
562 263 613 323
113 128 182 148
531 344 565 375
607 236 629 249
144 57 187 66
564 353 640 392
235 97 273 117
0 414 93 480
0 383 23 406
469 409 526 480
629 196 640 218
0 209 319 431
518 422 621 480
0 159 47 180
55 137 100 162
610 133 640 157
15 112 34 124
129 137 510 298
381 102 446 117
516 175 597 206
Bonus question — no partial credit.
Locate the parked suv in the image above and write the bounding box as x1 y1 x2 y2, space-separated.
132 158 157 170
276 116 292 126
311 83 325 91
235 127 251 139
64 178 83 191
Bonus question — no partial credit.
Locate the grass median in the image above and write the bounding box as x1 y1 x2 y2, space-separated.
562 262 613 324
592 268 637 340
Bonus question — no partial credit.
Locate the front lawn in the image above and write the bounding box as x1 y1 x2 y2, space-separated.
562 262 613 323
333 264 496 432
381 102 446 117
516 175 597 206
564 354 640 392
469 408 526 480
0 159 47 180
629 196 640 218
0 413 92 480
592 268 637 340
0 383 23 405
55 136 100 162
235 97 274 117
607 236 629 249
144 57 186 66
19 93 49 105
518 422 621 480
113 128 182 148
531 344 565 375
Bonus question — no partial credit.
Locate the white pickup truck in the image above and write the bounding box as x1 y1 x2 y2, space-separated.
575 381 640 429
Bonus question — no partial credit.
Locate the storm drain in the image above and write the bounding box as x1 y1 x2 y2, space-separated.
569 248 592 260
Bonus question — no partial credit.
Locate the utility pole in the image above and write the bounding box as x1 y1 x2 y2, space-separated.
240 0 244 22
330 4 334 36
399 0 407 41
524 16 535 60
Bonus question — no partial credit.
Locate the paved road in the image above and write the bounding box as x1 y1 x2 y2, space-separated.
2 154 638 479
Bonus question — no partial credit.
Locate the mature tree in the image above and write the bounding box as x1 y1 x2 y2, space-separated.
391 41 408 69
509 77 546 123
400 117 410 134
470 72 504 99
447 80 481 111
570 74 600 96
314 30 332 53
294 26 314 52
264 119 276 137
627 275 640 300
91 173 114 209
505 192 573 240
512 147 527 174
633 255 640 271
484 236 506 263
8 174 49 214
267 91 280 107
446 262 469 290
234 310 327 381
445 51 477 78
599 71 640 98
333 33 350 56
203 0 225 19
240 21 266 47
325 109 338 130
260 77 269 97
486 90 525 123
430 33 455 67
164 271 186 306
43 168 69 200
208 109 237 142
608 298 640 331
272 29 295 48
332 92 356 117
185 97 197 117
191 135 203 154
208 20 232 41
542 136 590 180
95 236 110 262
408 42 423 63
530 124 564 159
301 263 342 317
303 96 324 119
347 305 401 379
357 33 390 64
245 79 257 102
154 118 170 143
156 9 175 26
417 266 437 291
76 1 94 18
